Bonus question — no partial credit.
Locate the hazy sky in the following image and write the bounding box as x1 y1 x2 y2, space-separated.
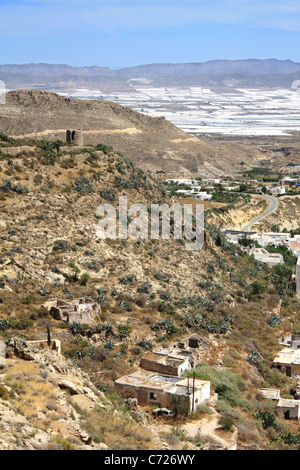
0 0 299 67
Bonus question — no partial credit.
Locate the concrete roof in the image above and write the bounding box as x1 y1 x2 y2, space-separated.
142 352 185 365
152 347 193 360
277 399 300 408
273 348 300 366
115 370 209 393
289 241 300 251
259 389 280 399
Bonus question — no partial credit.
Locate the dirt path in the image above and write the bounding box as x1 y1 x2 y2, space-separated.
155 410 237 450
182 411 237 449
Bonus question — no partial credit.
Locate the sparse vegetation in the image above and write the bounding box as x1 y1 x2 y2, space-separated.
0 127 299 451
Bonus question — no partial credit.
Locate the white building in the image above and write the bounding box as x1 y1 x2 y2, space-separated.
277 399 300 420
288 237 300 258
194 192 212 201
267 186 286 196
272 348 300 377
202 178 221 184
252 248 284 267
249 232 291 248
115 370 210 413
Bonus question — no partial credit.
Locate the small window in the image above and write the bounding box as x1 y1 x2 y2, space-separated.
150 392 157 400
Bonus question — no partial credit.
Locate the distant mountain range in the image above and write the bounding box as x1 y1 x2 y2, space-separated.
1 59 300 91
1 58 300 77
117 59 300 78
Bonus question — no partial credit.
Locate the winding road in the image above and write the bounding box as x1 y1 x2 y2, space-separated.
242 194 278 231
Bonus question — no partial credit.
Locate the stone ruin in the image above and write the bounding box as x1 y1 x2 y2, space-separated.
42 298 101 325
66 129 83 146
178 334 202 350
28 340 61 354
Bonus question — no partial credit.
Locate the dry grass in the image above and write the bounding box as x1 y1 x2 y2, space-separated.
3 360 59 417
76 404 155 450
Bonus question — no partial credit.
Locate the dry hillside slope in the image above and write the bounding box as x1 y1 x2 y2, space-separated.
0 133 299 450
0 89 281 177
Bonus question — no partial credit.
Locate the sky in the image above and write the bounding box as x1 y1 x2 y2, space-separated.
0 0 299 68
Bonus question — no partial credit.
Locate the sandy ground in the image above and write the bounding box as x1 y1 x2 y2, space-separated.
182 411 237 449
153 409 237 450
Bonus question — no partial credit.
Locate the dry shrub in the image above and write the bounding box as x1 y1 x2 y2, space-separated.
237 425 262 445
84 407 154 450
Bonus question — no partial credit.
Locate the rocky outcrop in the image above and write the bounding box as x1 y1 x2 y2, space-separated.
0 337 111 449
0 337 171 450
6 337 39 361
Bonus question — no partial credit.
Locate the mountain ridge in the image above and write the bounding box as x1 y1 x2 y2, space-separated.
1 58 300 78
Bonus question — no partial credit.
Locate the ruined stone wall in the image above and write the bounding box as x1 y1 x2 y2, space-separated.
115 382 170 407
28 340 61 354
115 383 140 402
140 358 179 376
66 129 83 146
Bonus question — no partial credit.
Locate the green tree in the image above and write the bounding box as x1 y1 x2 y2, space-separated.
218 416 234 431
254 411 277 429
170 395 189 417
47 325 51 347
250 281 266 295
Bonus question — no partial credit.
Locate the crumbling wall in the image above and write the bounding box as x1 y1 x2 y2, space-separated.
66 129 83 146
28 340 61 354
140 358 179 376
43 298 100 325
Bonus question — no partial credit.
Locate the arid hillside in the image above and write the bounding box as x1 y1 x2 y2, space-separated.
255 195 300 232
205 196 269 231
0 134 299 449
1 90 296 177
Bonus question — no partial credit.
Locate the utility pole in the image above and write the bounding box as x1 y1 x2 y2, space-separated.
187 376 191 417
192 372 195 414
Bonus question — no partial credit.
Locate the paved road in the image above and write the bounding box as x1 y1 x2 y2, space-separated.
242 195 278 231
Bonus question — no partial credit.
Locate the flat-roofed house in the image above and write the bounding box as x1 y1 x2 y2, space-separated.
115 370 210 413
289 239 300 258
277 399 300 420
267 186 286 196
249 232 290 248
140 350 192 377
252 248 284 267
272 348 300 377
